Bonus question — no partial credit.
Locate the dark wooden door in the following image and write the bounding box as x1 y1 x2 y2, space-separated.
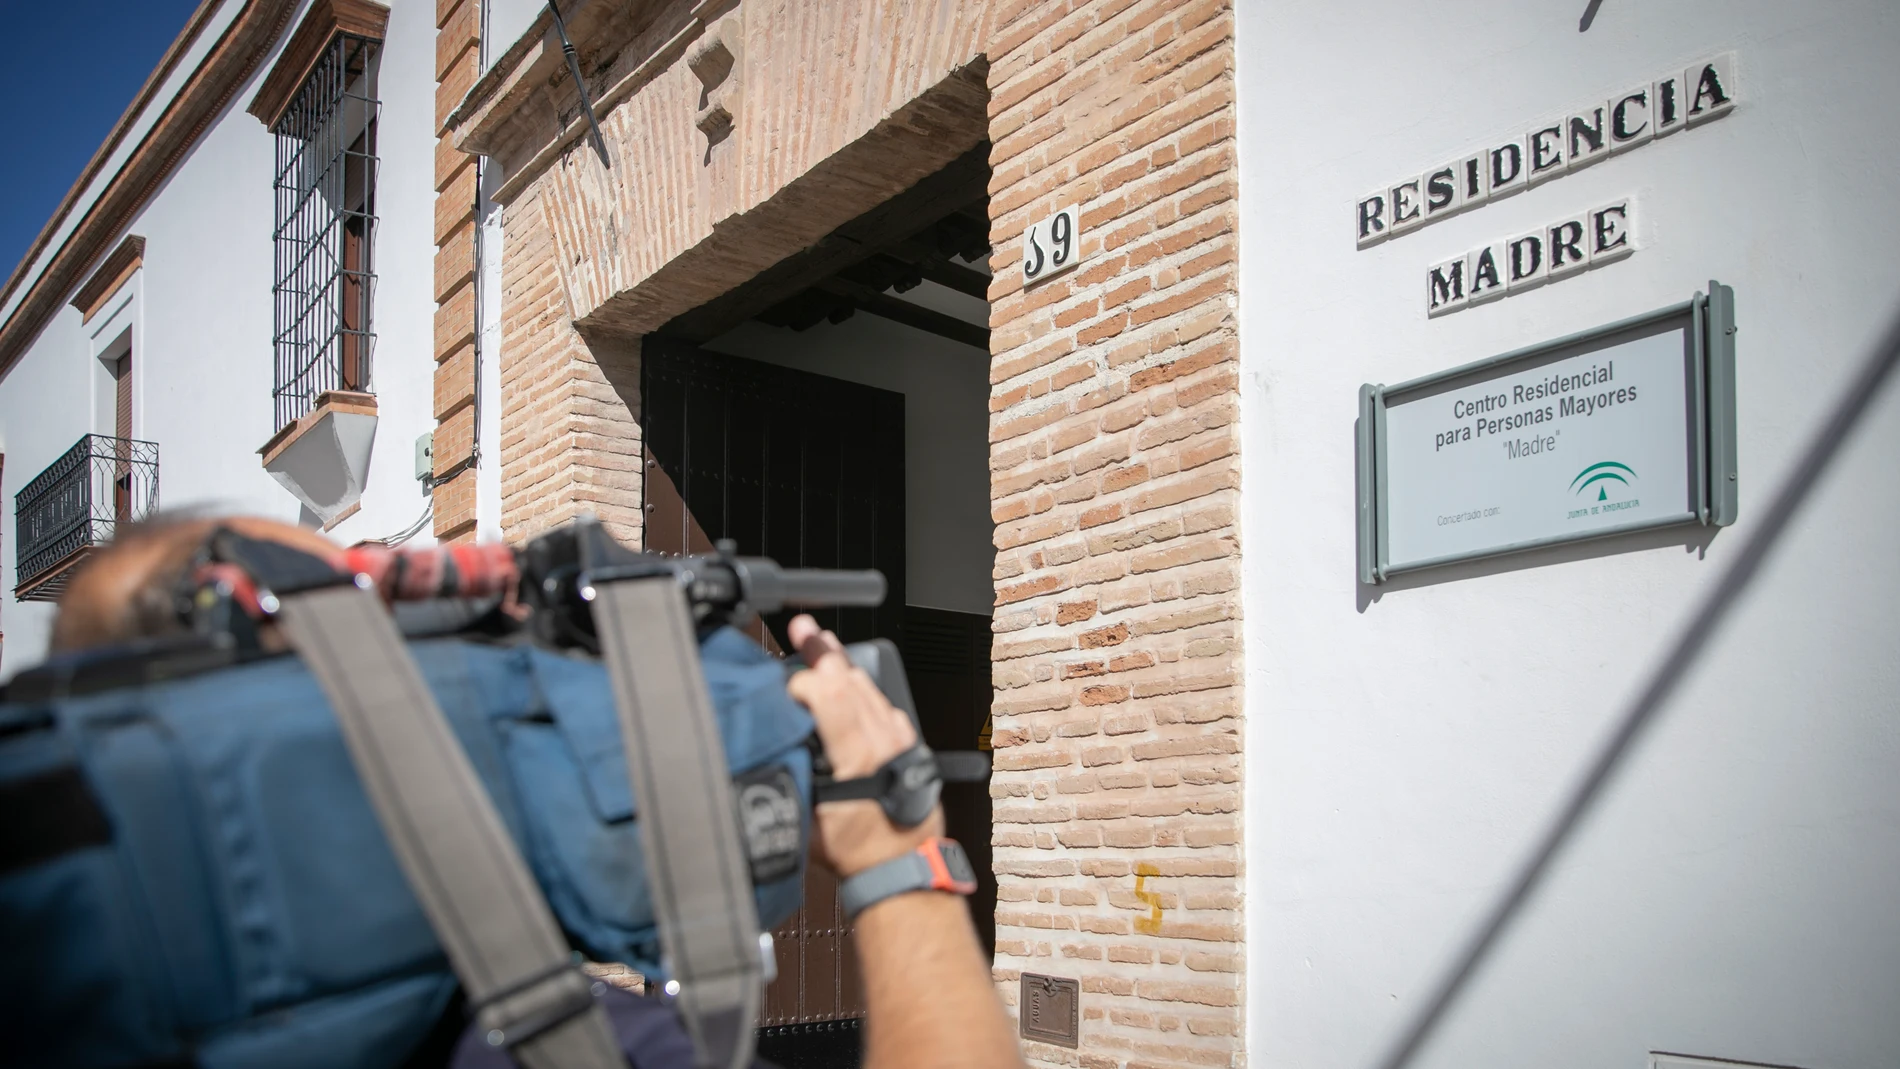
900 606 997 957
642 338 904 1031
339 125 374 393
112 351 133 524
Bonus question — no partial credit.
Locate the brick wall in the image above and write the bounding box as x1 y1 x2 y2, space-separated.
450 0 1242 1065
982 2 1243 1066
431 0 480 541
454 0 991 548
495 184 646 546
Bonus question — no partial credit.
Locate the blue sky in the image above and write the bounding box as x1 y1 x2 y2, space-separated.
0 0 204 286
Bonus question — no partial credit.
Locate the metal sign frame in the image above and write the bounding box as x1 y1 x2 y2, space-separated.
1358 281 1737 583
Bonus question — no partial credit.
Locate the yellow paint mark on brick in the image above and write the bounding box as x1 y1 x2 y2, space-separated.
1134 861 1163 934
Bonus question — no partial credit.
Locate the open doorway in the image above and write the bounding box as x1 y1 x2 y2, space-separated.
641 145 995 1068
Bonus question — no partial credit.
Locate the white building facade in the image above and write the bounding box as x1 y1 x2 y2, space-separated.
0 1 1895 1067
0 0 518 676
1237 3 1900 1068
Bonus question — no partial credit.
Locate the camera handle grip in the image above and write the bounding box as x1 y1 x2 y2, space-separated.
835 640 990 782
843 638 920 729
779 638 919 728
785 639 991 820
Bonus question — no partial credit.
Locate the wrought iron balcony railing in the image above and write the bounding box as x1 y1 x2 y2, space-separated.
15 434 159 601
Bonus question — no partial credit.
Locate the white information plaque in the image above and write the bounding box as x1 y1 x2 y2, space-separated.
1358 283 1737 582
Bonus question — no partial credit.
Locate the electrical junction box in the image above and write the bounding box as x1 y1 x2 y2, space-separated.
414 432 434 481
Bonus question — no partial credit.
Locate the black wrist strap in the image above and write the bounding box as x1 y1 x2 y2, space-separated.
813 742 942 828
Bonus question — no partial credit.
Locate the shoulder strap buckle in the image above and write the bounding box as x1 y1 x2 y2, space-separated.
472 960 602 1051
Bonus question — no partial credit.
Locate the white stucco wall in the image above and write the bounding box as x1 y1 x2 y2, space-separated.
476 183 505 543
484 0 543 67
704 301 997 617
1236 3 1900 1068
326 0 443 549
0 0 445 678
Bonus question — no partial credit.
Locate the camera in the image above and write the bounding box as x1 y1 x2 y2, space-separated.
0 515 980 1069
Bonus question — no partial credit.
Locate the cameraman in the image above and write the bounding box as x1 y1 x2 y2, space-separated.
49 515 1027 1069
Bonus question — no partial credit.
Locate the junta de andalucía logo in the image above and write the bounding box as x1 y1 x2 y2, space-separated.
1571 461 1636 501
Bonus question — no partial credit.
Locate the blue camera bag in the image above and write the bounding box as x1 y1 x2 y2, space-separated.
0 629 812 1069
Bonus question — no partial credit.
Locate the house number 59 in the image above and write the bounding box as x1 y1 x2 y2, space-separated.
1022 206 1084 286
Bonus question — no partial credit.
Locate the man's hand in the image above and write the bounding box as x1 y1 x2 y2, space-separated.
785 614 943 878
783 614 1030 1069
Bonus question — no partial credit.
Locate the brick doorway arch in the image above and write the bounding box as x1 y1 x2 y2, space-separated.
445 1 1242 1064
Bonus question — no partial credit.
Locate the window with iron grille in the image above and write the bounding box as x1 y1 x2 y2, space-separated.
270 32 379 433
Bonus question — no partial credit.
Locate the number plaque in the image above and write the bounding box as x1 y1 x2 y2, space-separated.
1022 206 1083 286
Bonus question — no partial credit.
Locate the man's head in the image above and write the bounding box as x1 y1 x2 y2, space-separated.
52 515 339 654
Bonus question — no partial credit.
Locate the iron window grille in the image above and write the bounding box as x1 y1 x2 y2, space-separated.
269 32 380 433
15 435 160 601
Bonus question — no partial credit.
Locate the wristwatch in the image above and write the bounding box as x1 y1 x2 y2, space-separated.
839 837 978 920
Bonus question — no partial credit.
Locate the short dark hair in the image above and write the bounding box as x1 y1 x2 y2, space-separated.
49 511 222 653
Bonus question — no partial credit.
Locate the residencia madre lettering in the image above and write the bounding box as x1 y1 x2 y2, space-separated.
1433 360 1637 453
1356 54 1735 249
1427 199 1635 317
